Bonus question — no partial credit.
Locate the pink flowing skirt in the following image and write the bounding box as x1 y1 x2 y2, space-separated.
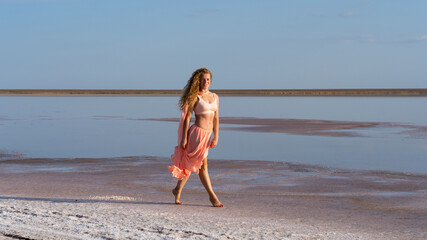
169 124 212 180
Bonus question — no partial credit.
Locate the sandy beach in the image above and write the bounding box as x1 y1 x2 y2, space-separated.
1 155 426 240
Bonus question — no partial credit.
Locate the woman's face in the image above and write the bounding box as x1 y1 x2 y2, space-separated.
199 73 211 91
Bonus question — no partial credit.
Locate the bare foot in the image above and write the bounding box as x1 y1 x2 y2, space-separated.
172 188 182 205
209 197 223 207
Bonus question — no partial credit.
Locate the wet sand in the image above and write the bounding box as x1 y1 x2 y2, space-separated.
1 156 426 239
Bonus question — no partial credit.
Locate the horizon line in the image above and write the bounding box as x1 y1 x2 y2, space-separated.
0 88 426 96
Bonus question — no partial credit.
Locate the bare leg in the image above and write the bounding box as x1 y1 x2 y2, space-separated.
199 158 223 207
173 176 189 205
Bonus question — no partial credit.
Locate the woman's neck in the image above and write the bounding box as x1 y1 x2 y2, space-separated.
199 89 209 95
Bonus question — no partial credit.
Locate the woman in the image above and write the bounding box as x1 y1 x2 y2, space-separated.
168 68 223 207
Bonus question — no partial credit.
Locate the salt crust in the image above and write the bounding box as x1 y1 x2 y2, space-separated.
88 195 142 201
1 198 384 240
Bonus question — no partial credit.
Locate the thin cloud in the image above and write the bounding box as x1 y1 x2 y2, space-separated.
278 34 378 45
336 34 376 44
358 34 376 43
397 35 427 44
414 35 427 41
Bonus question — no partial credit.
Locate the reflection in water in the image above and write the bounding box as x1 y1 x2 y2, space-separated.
0 96 426 174
144 117 427 138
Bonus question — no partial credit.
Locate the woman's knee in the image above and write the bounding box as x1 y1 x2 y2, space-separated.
200 159 208 171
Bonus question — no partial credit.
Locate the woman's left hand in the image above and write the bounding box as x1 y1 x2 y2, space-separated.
210 138 218 148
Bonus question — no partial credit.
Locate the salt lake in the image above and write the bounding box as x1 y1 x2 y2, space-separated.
1 96 426 174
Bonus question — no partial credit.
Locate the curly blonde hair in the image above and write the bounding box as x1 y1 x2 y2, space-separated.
178 68 212 110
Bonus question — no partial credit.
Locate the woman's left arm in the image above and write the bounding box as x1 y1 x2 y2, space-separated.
210 94 219 148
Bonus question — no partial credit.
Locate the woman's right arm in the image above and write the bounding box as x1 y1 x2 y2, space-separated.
180 102 194 149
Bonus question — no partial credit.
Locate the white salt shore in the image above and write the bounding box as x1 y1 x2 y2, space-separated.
1 156 426 240
0 197 387 240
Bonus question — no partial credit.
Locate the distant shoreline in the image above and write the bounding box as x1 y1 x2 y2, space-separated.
0 88 426 96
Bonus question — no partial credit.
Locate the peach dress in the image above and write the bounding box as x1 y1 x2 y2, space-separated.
169 94 217 180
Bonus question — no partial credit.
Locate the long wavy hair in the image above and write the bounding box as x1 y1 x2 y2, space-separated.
178 68 212 110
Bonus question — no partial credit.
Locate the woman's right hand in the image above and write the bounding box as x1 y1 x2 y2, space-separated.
180 138 187 149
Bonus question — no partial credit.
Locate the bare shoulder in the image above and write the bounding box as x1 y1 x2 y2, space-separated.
213 92 219 105
212 92 219 99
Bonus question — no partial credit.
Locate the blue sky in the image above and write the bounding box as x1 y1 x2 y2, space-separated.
1 0 426 89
